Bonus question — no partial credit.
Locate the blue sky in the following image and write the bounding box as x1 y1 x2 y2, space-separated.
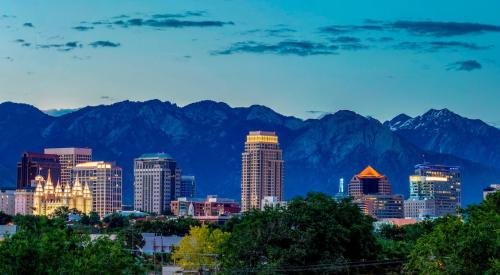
1 0 499 124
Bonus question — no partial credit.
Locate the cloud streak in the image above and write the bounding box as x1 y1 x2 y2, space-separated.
213 40 338 56
320 20 500 37
89 41 120 48
446 60 482 71
389 21 500 37
393 41 491 52
73 26 94 31
90 12 233 29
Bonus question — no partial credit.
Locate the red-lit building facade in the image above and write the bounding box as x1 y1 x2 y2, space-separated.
170 195 240 217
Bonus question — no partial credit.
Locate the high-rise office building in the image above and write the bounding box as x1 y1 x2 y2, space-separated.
0 189 16 215
180 176 196 198
241 131 284 211
405 164 461 218
74 161 122 218
44 148 92 185
134 153 182 215
349 166 403 219
16 152 61 189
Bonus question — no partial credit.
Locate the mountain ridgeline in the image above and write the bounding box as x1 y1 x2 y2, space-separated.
0 100 498 205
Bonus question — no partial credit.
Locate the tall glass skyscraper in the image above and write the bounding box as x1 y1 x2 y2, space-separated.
241 131 284 211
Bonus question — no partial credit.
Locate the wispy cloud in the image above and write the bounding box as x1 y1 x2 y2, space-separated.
320 20 500 37
446 60 482 71
90 12 232 29
37 41 82 51
389 21 500 37
213 40 338 56
89 41 120 48
242 27 297 38
73 26 94 31
393 41 491 52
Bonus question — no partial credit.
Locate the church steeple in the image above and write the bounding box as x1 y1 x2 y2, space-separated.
44 170 55 198
55 180 63 198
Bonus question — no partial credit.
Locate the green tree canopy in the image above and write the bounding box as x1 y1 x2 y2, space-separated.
172 224 230 271
0 215 144 274
405 192 500 274
222 193 380 272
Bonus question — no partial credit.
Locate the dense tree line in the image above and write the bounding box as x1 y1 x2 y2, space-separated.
1 192 498 274
0 215 144 274
174 192 500 274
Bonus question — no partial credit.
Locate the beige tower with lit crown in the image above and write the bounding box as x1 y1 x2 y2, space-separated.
241 131 284 211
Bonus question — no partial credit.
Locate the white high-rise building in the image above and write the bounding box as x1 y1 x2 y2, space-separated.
134 153 181 215
14 189 34 215
74 161 122 218
44 148 92 185
0 189 16 215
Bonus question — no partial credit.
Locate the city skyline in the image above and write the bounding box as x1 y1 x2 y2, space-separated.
1 0 500 125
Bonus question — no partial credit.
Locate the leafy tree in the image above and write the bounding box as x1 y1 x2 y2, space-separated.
377 218 436 259
118 226 145 251
89 211 101 226
0 211 13 225
0 215 144 274
222 193 380 272
172 224 230 271
103 213 129 230
405 192 500 274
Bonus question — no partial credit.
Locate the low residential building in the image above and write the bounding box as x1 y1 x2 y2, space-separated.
261 196 287 210
358 194 404 219
373 218 418 230
404 198 437 219
170 195 240 217
0 189 16 215
141 234 182 255
483 184 500 200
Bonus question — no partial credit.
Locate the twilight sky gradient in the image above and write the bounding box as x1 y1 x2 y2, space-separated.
1 0 499 124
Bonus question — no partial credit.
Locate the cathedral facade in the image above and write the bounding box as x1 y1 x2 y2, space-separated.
33 171 92 216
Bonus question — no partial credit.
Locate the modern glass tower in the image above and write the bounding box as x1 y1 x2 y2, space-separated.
241 131 284 211
405 164 461 218
16 152 61 189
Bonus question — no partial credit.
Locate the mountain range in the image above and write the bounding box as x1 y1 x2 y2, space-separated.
0 100 498 205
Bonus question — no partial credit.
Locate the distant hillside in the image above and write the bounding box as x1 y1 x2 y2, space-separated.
0 100 498 205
